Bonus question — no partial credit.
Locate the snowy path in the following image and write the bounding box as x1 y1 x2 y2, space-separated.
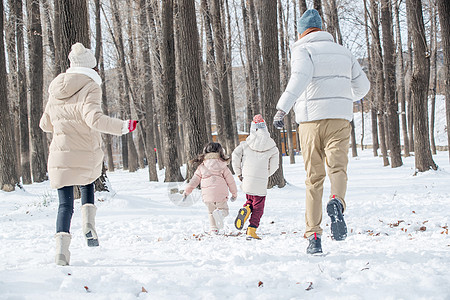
1 151 449 299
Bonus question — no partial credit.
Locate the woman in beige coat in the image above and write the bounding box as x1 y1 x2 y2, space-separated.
40 43 137 266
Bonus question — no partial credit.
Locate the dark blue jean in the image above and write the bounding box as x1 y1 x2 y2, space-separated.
56 183 95 233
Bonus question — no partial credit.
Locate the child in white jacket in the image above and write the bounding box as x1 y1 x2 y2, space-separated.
232 115 279 240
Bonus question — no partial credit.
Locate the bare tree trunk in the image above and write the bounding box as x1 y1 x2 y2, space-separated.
240 0 255 125
94 0 115 172
14 0 32 184
177 0 209 180
224 0 239 147
394 0 410 157
27 0 48 182
202 0 226 146
54 0 90 70
198 12 213 141
160 0 184 182
110 0 139 172
0 0 19 191
278 0 295 164
260 0 286 188
298 0 307 15
406 12 415 153
5 0 20 178
41 0 57 76
406 0 437 172
138 0 158 181
370 0 389 166
429 1 437 155
209 0 236 154
350 120 358 157
248 0 263 116
381 0 402 167
314 0 324 18
146 0 165 170
436 0 450 162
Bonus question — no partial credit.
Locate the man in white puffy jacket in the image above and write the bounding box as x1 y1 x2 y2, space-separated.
232 115 279 240
273 9 370 255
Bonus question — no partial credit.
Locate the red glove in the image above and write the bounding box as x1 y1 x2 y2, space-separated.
128 120 138 132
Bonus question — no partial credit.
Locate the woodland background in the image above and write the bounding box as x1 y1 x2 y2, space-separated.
0 0 449 192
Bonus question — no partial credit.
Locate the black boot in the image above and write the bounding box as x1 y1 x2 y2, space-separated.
327 197 347 241
306 233 323 255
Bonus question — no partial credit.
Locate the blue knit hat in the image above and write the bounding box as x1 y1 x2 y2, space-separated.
298 9 322 34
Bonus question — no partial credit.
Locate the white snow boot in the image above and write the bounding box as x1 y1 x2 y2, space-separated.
212 209 225 229
55 232 71 266
81 204 99 247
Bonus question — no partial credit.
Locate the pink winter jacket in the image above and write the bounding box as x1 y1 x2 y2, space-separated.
184 153 238 203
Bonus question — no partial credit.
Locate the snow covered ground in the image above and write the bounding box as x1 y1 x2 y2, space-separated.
0 150 449 299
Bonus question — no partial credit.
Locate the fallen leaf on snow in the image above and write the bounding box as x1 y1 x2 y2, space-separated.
419 226 427 231
141 287 148 293
258 281 263 287
305 282 313 291
84 286 90 293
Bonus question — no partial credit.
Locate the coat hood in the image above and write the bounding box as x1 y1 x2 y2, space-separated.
246 128 276 152
203 153 228 172
48 73 92 100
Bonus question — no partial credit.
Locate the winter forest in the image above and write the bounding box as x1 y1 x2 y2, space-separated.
0 0 449 299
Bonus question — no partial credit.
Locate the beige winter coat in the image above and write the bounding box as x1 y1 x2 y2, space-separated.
232 128 279 196
40 72 124 189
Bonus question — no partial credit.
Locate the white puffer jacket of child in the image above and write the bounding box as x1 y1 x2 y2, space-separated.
276 31 370 123
232 128 279 196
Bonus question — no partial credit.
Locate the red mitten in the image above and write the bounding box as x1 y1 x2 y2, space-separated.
128 120 138 132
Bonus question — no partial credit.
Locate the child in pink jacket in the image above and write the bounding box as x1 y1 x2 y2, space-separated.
184 142 238 234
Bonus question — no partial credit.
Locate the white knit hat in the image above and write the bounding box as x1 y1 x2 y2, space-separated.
68 43 97 68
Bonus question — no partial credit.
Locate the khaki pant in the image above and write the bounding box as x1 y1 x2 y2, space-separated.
206 202 229 230
298 119 351 238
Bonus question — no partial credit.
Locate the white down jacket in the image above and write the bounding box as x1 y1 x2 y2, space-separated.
276 31 370 123
232 128 279 196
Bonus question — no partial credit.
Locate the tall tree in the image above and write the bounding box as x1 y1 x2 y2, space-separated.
160 0 184 181
178 0 209 180
138 0 158 181
394 0 410 157
5 0 20 177
94 0 115 171
260 0 286 188
298 0 307 15
54 0 90 71
27 0 47 182
110 0 139 172
429 1 437 155
0 0 19 191
406 0 437 172
436 0 450 162
278 0 295 164
209 0 236 154
201 0 226 146
363 0 379 157
370 0 389 166
381 0 402 167
146 0 165 170
14 0 32 184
